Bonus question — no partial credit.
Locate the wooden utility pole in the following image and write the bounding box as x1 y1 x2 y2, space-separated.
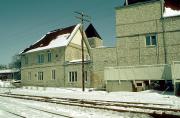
74 11 91 92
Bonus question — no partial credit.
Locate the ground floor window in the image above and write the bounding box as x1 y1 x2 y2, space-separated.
69 71 77 82
28 72 31 80
52 70 56 80
38 72 43 80
84 71 88 82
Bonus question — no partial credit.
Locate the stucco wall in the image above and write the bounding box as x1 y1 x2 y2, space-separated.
21 47 66 87
64 63 91 88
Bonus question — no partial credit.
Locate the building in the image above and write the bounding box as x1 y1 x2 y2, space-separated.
0 69 20 81
20 24 104 88
20 0 180 94
105 0 180 94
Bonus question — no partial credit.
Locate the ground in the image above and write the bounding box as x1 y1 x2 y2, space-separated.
0 80 180 118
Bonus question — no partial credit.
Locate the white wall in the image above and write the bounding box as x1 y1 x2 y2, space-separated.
105 64 172 81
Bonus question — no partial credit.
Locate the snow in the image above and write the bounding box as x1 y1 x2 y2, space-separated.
1 86 178 109
0 80 180 117
163 7 180 17
0 69 19 74
26 33 70 53
0 96 149 118
25 24 81 53
68 59 90 63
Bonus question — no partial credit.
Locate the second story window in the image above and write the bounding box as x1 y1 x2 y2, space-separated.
37 54 44 64
48 52 52 62
25 56 28 65
146 34 157 46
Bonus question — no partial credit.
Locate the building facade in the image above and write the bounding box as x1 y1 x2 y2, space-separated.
20 24 105 88
105 0 180 93
20 0 180 94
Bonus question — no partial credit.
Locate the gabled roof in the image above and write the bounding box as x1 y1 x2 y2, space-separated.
22 24 81 53
85 24 102 40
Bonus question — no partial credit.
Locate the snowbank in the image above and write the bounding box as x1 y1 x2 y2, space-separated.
9 86 180 109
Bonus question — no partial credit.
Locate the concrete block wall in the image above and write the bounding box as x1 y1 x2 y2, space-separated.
91 47 117 88
115 0 180 66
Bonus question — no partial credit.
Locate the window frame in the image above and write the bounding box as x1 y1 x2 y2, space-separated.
28 72 31 80
38 72 43 80
37 54 44 64
25 56 28 65
145 34 157 47
51 69 56 80
48 52 52 62
69 71 77 82
84 71 88 82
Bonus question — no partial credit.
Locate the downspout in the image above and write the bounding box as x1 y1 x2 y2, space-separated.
161 0 168 64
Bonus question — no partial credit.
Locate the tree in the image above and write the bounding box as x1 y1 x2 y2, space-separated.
0 65 7 69
9 54 21 69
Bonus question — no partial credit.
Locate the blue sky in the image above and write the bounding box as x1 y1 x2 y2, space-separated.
0 0 124 65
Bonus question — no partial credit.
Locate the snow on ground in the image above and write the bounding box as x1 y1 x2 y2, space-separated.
0 96 152 118
0 80 179 118
3 86 179 109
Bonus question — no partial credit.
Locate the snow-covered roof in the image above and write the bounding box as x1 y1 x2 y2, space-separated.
66 59 91 65
22 24 81 54
0 69 19 74
163 7 180 17
163 0 180 17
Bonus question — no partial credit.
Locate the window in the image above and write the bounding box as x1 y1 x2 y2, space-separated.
69 71 77 82
38 72 43 80
137 83 143 87
146 34 157 46
48 52 52 62
84 71 88 82
25 56 28 65
37 54 44 64
52 70 56 80
28 72 31 80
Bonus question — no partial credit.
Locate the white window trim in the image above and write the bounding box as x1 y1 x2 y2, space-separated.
69 71 77 83
37 72 43 80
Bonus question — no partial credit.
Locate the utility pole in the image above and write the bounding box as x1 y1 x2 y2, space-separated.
74 11 91 92
125 0 128 5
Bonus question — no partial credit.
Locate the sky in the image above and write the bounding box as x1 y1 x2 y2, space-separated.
0 0 125 65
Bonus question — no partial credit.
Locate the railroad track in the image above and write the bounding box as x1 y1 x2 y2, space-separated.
0 93 180 118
